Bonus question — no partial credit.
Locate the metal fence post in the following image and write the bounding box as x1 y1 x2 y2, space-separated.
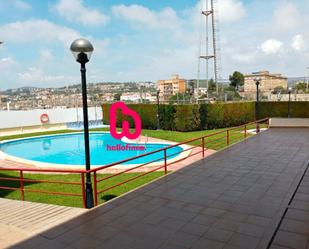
81 173 86 208
227 130 230 146
164 149 167 174
256 121 260 133
93 172 98 206
202 137 205 158
20 170 24 201
244 125 247 138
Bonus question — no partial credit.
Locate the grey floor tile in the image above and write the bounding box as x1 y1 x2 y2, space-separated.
228 233 259 249
204 228 234 242
273 230 308 249
191 238 225 249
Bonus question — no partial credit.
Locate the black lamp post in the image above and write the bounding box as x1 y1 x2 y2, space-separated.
189 88 193 104
288 87 292 118
70 38 94 208
156 89 160 130
254 77 261 133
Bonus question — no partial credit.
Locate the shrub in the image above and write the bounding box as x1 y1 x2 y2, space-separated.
102 104 111 125
259 102 309 118
159 105 176 130
199 104 208 130
223 102 255 127
175 105 200 131
206 103 225 129
135 104 157 130
290 102 309 118
102 101 309 131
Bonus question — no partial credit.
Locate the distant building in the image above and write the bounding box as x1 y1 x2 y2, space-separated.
244 71 288 93
157 74 186 101
120 93 141 103
121 92 156 103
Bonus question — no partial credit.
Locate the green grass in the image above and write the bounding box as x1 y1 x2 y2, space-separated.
0 123 266 207
0 129 80 142
141 123 264 150
0 170 164 208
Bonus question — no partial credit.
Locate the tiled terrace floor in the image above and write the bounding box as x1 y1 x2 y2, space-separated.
9 128 309 249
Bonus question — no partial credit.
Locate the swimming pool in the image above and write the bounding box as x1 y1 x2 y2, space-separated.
0 132 187 168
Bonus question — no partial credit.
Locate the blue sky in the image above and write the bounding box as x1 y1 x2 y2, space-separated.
0 0 308 90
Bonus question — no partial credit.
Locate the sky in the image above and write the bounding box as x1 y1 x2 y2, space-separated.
0 0 309 90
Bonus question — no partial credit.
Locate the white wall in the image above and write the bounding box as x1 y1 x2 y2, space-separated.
269 93 309 101
0 107 102 129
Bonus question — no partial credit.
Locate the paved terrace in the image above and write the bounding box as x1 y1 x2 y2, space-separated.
9 128 309 249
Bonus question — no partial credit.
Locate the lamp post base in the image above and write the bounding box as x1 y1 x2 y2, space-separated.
85 181 94 209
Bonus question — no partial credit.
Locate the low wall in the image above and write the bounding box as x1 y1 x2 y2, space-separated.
0 123 68 137
269 118 309 128
0 107 102 129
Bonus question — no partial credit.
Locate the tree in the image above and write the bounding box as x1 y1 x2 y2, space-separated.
229 71 244 90
208 79 216 91
169 93 191 103
113 93 121 101
272 86 285 94
296 82 308 93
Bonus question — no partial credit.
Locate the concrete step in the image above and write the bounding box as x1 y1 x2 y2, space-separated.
0 198 87 248
269 118 309 128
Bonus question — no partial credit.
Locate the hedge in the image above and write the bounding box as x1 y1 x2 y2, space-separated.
102 104 157 130
102 102 309 131
174 105 200 131
259 101 309 118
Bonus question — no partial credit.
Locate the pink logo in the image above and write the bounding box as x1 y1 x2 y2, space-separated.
110 102 142 140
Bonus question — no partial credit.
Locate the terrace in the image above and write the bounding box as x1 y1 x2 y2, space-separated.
0 119 308 249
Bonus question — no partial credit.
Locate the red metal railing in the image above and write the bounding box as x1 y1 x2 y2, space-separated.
0 167 87 207
89 117 269 206
0 118 269 208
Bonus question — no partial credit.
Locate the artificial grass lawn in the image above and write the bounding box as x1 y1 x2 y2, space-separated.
0 123 265 207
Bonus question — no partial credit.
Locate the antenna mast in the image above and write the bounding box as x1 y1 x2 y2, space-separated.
197 0 220 96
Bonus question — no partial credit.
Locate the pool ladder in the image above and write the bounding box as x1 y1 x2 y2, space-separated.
136 135 148 147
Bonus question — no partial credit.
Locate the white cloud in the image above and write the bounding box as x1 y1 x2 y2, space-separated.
292 34 305 51
172 0 246 35
0 19 80 47
18 67 76 84
231 52 257 63
273 3 301 31
12 0 32 11
0 57 18 68
216 0 246 23
54 0 109 26
39 49 54 62
94 39 110 56
112 4 180 30
261 39 283 54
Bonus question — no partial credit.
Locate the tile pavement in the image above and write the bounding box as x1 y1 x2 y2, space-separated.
9 128 309 249
270 169 309 249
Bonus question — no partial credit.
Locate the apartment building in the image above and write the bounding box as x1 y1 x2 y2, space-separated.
157 74 186 101
244 71 288 93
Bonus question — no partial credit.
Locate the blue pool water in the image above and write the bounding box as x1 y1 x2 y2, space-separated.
0 133 183 166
